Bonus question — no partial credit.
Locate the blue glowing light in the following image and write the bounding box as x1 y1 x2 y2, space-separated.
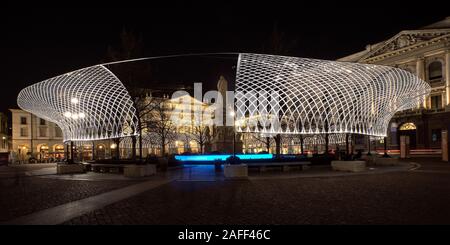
175 154 273 162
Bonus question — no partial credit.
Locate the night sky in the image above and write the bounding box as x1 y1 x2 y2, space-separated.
1 4 448 114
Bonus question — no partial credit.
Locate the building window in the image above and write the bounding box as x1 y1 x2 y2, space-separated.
399 122 416 131
39 127 47 137
20 117 27 125
55 127 62 137
428 61 442 80
40 118 46 125
431 129 442 142
431 95 442 110
20 127 28 137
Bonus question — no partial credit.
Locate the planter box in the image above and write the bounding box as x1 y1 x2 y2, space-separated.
331 160 366 172
57 163 85 175
224 164 248 179
124 164 156 177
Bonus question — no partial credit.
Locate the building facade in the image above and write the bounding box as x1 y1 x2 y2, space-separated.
338 16 450 150
9 109 65 163
119 93 213 156
0 112 8 153
0 112 9 164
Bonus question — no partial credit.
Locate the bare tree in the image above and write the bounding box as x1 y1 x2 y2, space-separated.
146 98 177 156
254 134 274 153
178 131 192 153
189 123 211 154
261 23 298 157
105 28 153 161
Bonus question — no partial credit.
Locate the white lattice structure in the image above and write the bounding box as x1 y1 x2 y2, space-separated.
17 65 138 142
17 52 430 145
119 134 160 149
235 53 431 137
302 134 349 147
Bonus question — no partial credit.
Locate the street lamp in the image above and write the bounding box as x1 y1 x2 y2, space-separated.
63 97 86 164
383 136 389 158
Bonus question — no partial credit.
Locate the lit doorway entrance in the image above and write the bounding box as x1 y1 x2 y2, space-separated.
398 122 417 149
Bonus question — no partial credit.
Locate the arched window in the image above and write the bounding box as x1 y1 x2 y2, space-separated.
428 61 442 80
399 122 416 131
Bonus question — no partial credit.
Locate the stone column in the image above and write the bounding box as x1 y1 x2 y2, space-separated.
416 57 426 108
445 50 450 106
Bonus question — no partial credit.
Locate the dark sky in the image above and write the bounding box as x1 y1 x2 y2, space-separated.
1 5 448 113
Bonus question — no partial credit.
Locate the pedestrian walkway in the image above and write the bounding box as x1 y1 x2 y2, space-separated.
2 176 175 225
1 162 417 225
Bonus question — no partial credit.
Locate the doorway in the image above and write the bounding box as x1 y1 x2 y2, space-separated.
398 122 417 149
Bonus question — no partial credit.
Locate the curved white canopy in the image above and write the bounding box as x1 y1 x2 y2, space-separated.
235 53 431 137
17 53 430 142
17 65 138 142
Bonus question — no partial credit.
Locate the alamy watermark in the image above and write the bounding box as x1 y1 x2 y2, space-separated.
169 82 281 131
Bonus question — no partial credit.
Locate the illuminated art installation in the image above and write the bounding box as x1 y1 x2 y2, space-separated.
18 53 430 143
17 65 138 142
119 134 160 149
302 134 349 147
235 53 431 137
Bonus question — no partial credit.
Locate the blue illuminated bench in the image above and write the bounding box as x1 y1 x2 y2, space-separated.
174 154 310 172
174 154 273 162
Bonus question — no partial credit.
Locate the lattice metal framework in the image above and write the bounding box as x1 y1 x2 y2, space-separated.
235 53 431 137
302 134 349 147
119 134 161 149
17 65 138 142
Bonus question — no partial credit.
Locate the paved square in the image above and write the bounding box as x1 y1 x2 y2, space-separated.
2 157 450 225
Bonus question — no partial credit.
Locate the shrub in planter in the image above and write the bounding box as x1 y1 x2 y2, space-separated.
226 155 241 165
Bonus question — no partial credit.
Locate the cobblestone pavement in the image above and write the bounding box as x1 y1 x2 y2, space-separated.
65 157 450 225
0 165 141 222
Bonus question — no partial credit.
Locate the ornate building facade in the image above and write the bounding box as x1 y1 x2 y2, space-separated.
338 16 450 150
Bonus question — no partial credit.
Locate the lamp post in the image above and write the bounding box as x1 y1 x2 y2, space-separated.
383 136 389 157
63 97 85 164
